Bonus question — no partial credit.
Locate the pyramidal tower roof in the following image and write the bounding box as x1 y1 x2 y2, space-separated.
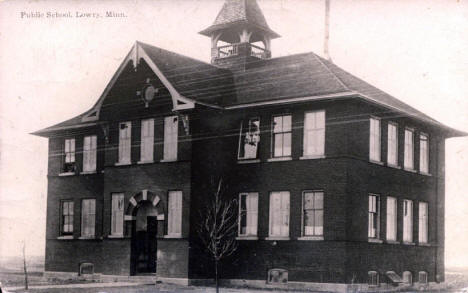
199 0 280 39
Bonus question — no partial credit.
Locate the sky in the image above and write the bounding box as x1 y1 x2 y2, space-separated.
0 0 467 267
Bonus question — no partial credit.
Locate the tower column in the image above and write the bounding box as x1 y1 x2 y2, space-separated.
239 28 252 43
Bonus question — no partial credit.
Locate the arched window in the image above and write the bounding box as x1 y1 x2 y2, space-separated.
403 271 413 285
419 271 428 284
368 271 379 286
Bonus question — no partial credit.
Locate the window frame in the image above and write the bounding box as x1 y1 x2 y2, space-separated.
368 194 381 239
167 190 183 237
418 271 428 284
118 121 132 165
303 110 326 158
404 128 415 170
238 192 259 237
60 200 74 236
301 190 324 237
403 271 413 285
268 191 290 239
418 201 428 244
387 122 398 166
271 114 292 158
63 138 76 173
368 271 379 287
80 198 96 238
237 117 261 160
403 199 414 243
110 193 125 237
163 116 178 161
386 196 397 241
369 117 381 162
140 118 155 163
419 133 429 173
82 135 97 173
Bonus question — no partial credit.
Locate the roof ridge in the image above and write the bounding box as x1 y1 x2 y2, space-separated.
311 53 350 92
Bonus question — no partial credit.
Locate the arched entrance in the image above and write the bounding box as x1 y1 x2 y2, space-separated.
125 190 165 275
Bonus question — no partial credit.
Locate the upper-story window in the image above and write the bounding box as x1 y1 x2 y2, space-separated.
83 135 97 172
111 193 124 236
269 191 290 238
368 194 380 239
61 200 74 236
403 199 413 243
140 119 154 162
404 128 414 170
81 199 96 238
386 196 397 241
369 117 381 162
419 133 429 173
238 117 260 160
302 191 324 237
387 122 398 166
418 201 428 244
63 138 76 172
238 192 258 237
163 116 178 161
303 110 325 157
272 115 292 158
118 121 132 164
167 191 182 236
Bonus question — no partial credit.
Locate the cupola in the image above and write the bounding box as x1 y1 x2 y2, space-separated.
199 0 280 68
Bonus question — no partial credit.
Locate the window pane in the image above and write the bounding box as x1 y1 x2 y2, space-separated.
283 133 291 156
168 191 182 235
274 134 283 157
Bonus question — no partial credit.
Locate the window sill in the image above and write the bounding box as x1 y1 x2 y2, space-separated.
299 155 325 160
237 159 260 164
107 235 124 239
137 160 154 165
368 238 383 243
387 164 401 169
419 171 432 176
164 234 183 239
386 240 400 244
58 172 75 177
115 162 131 166
418 242 431 246
267 157 292 162
404 168 417 173
297 236 324 241
402 241 416 246
57 235 74 240
80 171 96 175
79 236 96 240
236 236 258 240
265 237 290 241
369 160 384 166
160 159 177 163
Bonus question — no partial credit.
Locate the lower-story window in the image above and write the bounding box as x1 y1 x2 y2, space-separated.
61 200 74 235
418 271 428 284
269 191 290 238
167 191 182 236
302 191 324 236
238 192 258 236
111 193 124 236
368 271 379 286
403 271 413 285
81 199 96 237
368 194 380 239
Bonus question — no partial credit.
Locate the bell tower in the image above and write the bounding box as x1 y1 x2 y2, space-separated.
199 0 280 69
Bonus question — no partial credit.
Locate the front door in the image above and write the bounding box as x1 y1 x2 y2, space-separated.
131 204 158 275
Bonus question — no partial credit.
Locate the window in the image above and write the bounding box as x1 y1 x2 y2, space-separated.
368 194 380 239
163 116 178 161
81 199 96 237
418 271 428 284
238 118 260 160
269 191 290 237
111 194 124 236
83 135 97 172
368 271 379 286
403 199 413 242
369 118 381 162
403 271 413 285
420 134 429 173
238 193 258 236
404 129 414 170
167 191 182 236
63 138 76 172
61 200 74 235
386 196 397 241
140 119 154 162
387 123 398 165
418 202 428 243
268 269 288 284
272 115 292 158
302 191 324 236
303 110 325 157
118 122 131 164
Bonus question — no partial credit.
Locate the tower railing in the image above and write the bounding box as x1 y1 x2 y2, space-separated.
212 43 271 60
